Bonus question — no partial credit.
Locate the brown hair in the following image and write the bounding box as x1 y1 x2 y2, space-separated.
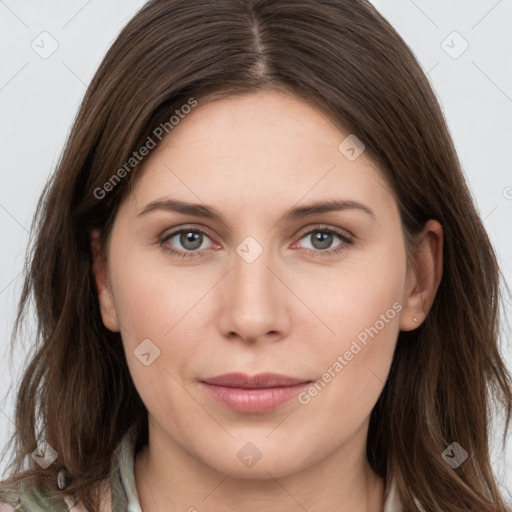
1 0 511 510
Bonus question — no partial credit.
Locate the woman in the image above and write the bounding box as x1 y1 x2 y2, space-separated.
1 0 511 511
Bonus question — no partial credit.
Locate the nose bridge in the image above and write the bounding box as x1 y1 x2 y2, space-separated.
232 234 277 309
236 246 270 290
217 233 289 342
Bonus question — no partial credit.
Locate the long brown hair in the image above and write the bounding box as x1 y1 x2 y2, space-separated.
1 1 511 510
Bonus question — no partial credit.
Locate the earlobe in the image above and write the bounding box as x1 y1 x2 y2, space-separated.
399 220 443 332
91 229 120 332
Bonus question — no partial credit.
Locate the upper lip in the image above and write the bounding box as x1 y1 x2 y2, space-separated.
201 372 310 389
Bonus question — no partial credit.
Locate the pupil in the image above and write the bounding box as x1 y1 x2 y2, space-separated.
313 231 332 250
181 231 202 250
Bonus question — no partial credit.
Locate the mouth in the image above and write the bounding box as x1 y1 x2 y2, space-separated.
200 372 312 413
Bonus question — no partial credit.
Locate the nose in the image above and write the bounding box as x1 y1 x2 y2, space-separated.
217 240 291 345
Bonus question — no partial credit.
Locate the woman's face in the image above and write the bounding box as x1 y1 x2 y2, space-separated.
95 90 420 478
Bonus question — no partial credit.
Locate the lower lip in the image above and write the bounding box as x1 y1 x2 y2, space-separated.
200 382 311 413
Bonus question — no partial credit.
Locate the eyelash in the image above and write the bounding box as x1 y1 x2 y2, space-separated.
159 224 353 259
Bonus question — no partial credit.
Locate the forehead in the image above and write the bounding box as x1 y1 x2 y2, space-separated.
127 91 395 221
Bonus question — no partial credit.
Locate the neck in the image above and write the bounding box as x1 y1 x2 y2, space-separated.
134 417 385 512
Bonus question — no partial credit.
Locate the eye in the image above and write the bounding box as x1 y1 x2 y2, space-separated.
159 224 354 259
160 227 216 258
295 224 353 256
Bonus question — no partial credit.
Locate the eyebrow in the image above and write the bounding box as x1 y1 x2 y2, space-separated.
137 198 376 224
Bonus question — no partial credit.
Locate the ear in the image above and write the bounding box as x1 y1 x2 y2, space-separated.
91 228 120 332
399 219 443 331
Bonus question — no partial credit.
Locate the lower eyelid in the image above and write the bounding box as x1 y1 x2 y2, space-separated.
160 226 352 256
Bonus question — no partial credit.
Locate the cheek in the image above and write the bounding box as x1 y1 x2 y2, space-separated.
295 236 406 349
108 252 208 430
108 248 218 411
294 238 406 411
109 245 213 343
111 226 406 368
109 224 405 426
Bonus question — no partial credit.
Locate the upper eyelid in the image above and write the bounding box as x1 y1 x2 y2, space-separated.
161 224 216 242
300 224 352 239
161 224 352 247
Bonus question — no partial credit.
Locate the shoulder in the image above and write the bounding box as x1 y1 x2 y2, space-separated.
0 425 138 512
0 485 68 511
62 478 112 512
0 483 110 512
0 476 110 512
0 481 21 511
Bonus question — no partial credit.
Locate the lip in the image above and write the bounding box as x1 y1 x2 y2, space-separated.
200 372 312 413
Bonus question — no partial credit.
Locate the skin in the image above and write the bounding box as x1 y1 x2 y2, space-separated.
92 90 443 512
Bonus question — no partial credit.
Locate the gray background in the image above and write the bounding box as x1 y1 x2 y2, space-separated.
1 0 511 495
